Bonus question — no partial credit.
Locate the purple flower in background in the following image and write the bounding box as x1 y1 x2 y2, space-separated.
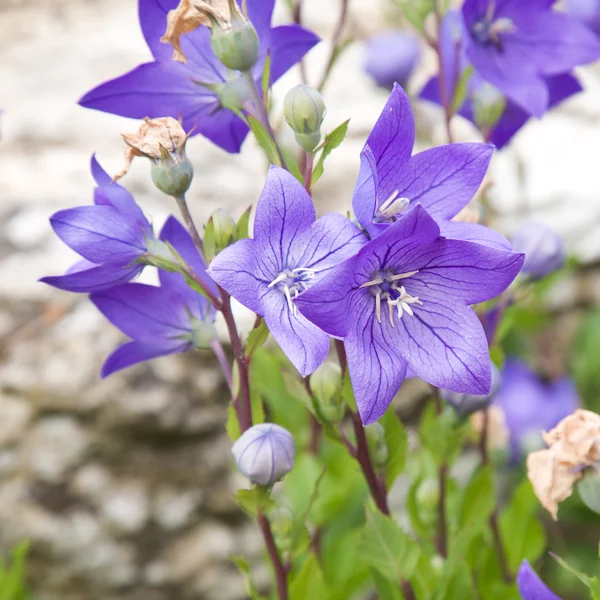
352 84 509 251
511 221 566 279
208 166 366 377
90 216 218 376
420 11 583 149
41 156 154 293
79 0 319 153
296 206 524 424
493 359 579 459
566 0 600 36
364 32 420 89
232 423 295 486
461 0 600 117
517 561 562 600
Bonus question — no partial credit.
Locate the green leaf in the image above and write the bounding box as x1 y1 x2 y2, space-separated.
0 542 30 600
290 555 329 600
280 146 305 184
261 51 271 101
230 556 266 599
234 487 273 517
246 319 269 358
432 563 474 600
311 120 350 185
381 408 408 488
341 371 358 412
397 0 435 31
236 206 252 240
370 568 404 600
452 66 474 112
225 403 241 442
359 508 420 582
248 115 281 166
459 465 495 528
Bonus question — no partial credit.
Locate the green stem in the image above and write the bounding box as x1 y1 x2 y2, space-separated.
173 194 203 252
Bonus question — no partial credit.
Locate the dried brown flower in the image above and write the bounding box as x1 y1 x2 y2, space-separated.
527 409 600 520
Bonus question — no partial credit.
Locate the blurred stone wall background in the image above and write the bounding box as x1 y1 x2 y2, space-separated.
1 0 600 598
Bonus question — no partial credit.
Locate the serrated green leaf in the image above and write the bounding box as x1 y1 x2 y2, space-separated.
236 206 252 240
290 555 329 600
359 508 420 582
459 466 495 528
248 115 281 166
381 408 408 488
230 556 266 599
246 319 269 358
312 120 350 185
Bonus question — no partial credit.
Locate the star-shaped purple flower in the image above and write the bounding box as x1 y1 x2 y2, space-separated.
517 560 562 600
207 165 366 377
79 0 319 153
41 156 155 293
91 216 218 376
461 0 600 117
420 10 583 149
296 206 524 424
353 84 508 250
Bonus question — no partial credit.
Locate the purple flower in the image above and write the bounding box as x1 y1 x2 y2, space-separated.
296 206 524 424
364 32 420 89
41 156 155 293
90 216 218 376
511 221 566 279
231 423 295 486
493 359 579 458
353 84 509 251
566 0 600 36
420 11 583 149
207 166 365 377
517 560 562 600
79 0 319 153
461 0 600 117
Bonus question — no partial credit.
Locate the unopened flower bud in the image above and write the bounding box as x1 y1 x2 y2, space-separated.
364 32 420 90
189 316 217 349
511 221 566 279
310 362 344 422
151 155 194 197
284 85 326 152
365 422 388 468
232 423 295 486
212 208 237 251
472 82 506 131
441 365 501 415
210 0 259 72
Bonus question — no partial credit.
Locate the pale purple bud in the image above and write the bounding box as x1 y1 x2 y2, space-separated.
441 364 501 415
511 221 566 279
565 0 600 36
364 32 420 89
231 423 295 486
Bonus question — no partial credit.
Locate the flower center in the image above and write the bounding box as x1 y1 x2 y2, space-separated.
472 9 515 52
268 268 317 315
374 190 410 224
360 269 422 327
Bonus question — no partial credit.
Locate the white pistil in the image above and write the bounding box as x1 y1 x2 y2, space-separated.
268 268 317 316
377 191 410 220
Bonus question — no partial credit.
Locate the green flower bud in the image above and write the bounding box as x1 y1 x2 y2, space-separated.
210 0 259 72
151 154 194 197
365 422 388 468
310 362 344 422
190 317 218 349
284 84 326 137
203 208 237 262
294 131 322 154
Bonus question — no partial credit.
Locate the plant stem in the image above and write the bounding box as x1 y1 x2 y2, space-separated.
241 70 288 170
292 0 308 84
210 339 233 392
173 194 203 252
303 151 314 194
434 390 448 558
317 0 349 92
219 288 252 432
258 510 289 600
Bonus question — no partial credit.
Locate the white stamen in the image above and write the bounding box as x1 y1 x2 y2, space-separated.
388 301 395 328
389 270 419 282
360 277 384 288
268 272 288 288
376 291 381 324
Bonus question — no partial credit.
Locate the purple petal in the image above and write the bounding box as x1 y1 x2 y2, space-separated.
266 25 321 83
78 61 219 135
262 289 330 377
246 0 275 44
102 338 187 377
352 147 387 239
517 561 562 600
395 143 493 221
50 206 147 263
191 103 249 154
207 238 270 315
397 299 492 395
177 26 228 83
439 221 513 251
91 283 191 340
291 213 367 273
90 154 112 187
365 84 415 199
159 216 218 297
253 166 316 272
40 262 143 293
344 293 409 424
139 0 178 62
